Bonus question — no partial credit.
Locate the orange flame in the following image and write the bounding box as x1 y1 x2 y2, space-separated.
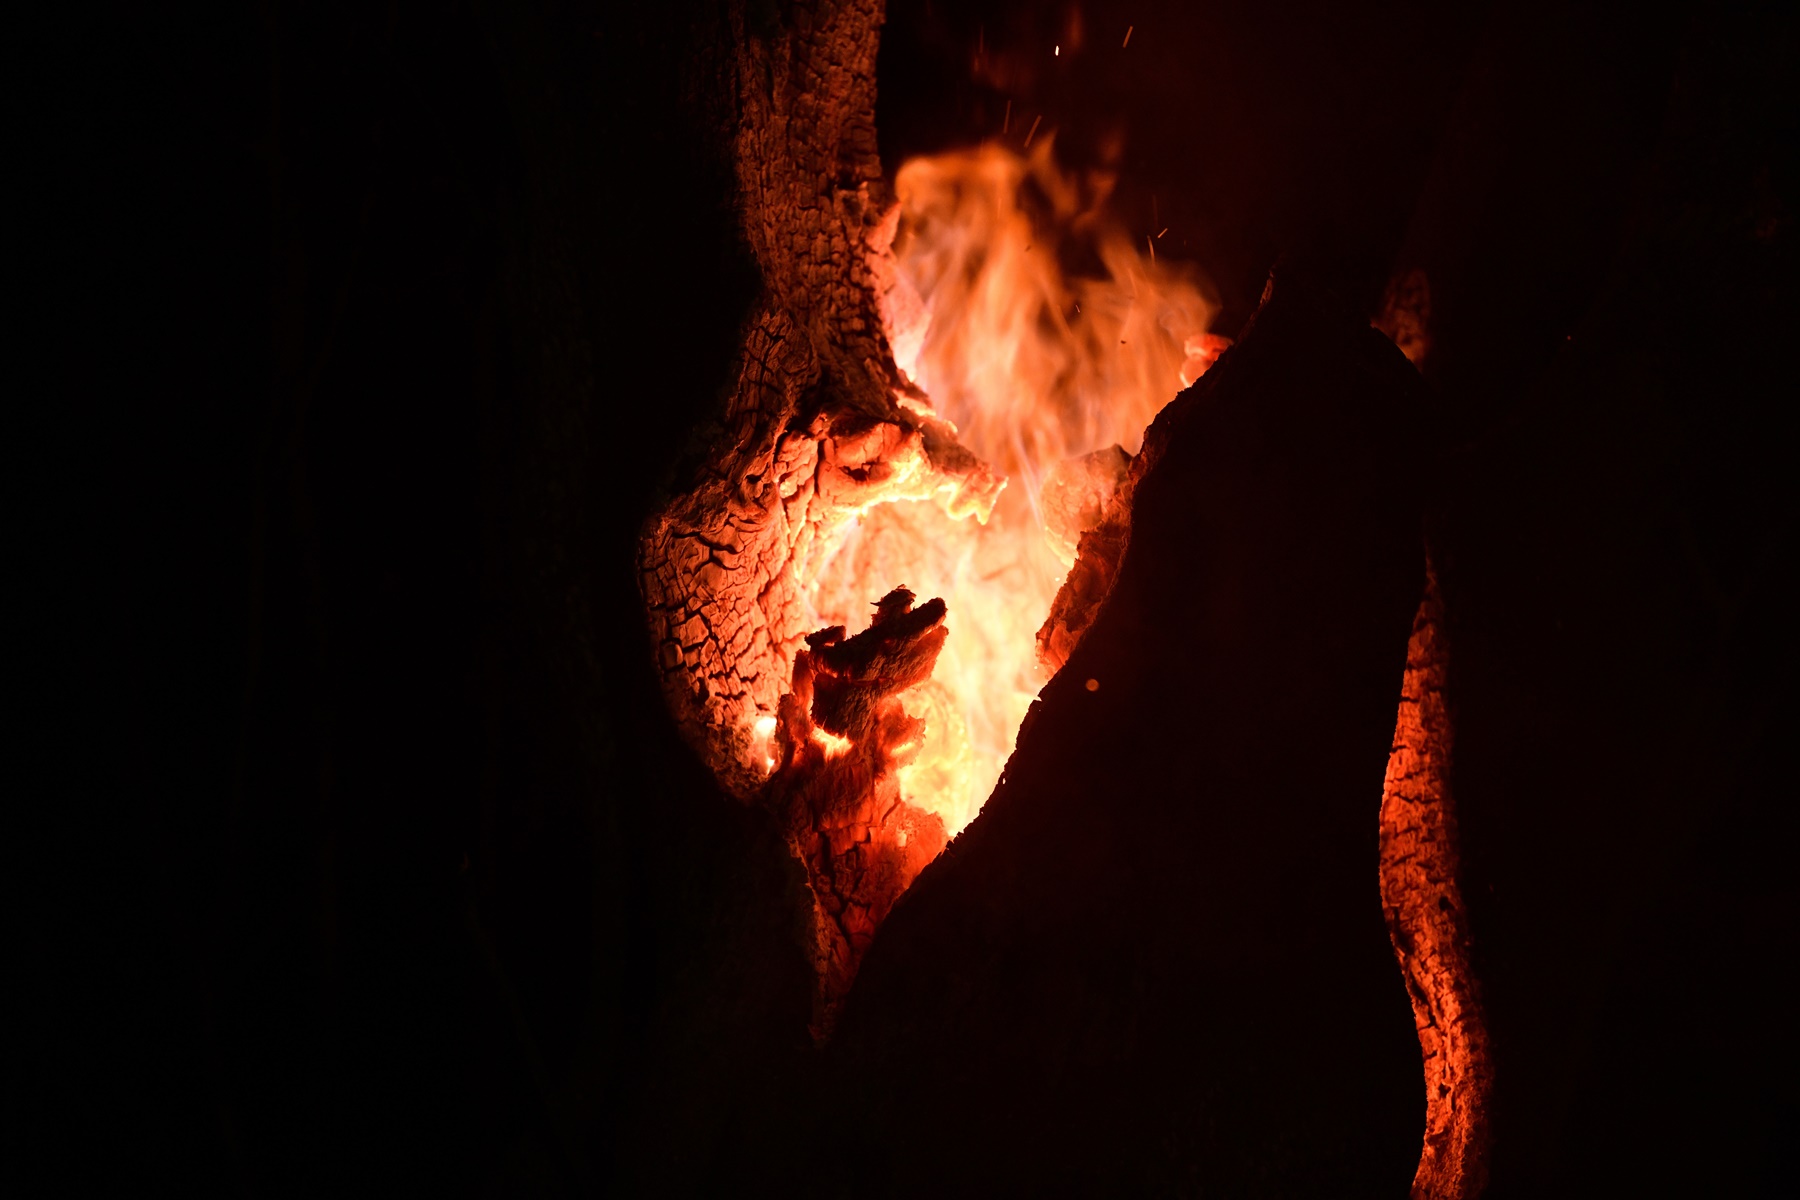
798 139 1218 836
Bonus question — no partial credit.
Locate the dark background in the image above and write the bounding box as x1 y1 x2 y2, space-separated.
26 0 1793 1194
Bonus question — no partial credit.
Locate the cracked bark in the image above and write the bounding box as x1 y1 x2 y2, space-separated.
1381 559 1493 1200
635 0 997 1015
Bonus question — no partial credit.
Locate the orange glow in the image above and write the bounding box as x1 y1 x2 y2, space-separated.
809 726 855 757
788 139 1218 836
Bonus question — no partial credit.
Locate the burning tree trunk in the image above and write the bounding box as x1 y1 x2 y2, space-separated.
636 0 998 1019
640 0 1491 1187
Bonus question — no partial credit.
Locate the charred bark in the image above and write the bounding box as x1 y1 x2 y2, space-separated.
636 0 996 796
635 0 998 1018
1382 562 1493 1199
826 268 1429 1194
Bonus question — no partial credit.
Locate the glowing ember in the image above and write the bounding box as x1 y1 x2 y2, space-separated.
801 139 1219 836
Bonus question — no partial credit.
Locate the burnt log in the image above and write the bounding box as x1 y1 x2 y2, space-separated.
825 268 1429 1195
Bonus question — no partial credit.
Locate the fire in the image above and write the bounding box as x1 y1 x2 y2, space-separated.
799 138 1219 836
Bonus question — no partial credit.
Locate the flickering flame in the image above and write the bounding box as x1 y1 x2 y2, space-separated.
804 138 1218 835
752 714 779 771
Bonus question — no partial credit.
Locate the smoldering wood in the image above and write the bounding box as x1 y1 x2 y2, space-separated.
766 587 953 1037
1038 443 1131 568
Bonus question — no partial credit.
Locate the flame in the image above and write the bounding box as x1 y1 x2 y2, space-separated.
801 138 1218 836
752 714 779 771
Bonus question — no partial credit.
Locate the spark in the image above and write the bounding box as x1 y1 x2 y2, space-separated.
1122 25 1133 48
1024 114 1042 147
